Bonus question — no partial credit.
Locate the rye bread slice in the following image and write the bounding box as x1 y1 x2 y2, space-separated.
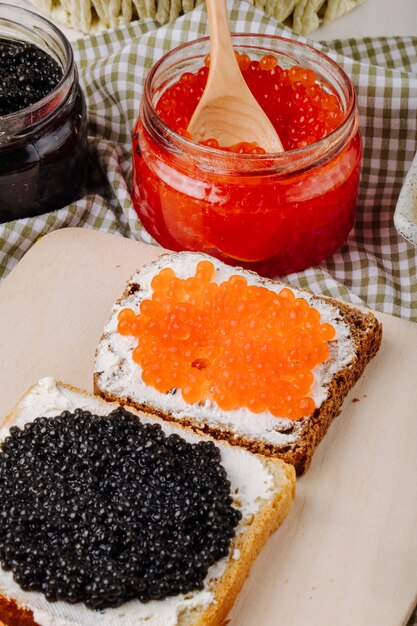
94 252 382 475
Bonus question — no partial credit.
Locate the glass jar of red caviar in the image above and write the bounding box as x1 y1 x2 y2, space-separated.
0 4 88 222
133 35 362 276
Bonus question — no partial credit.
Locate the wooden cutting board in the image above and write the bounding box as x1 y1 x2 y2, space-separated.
1 228 416 626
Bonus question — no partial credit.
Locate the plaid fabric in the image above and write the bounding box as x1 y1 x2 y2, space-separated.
0 3 416 622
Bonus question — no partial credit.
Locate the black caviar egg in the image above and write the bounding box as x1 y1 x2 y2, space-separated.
0 408 241 609
0 38 63 116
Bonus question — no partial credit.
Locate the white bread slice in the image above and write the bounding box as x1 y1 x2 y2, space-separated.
94 251 382 474
0 378 295 626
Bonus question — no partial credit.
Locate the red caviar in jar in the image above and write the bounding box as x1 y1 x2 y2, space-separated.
117 261 336 420
155 52 344 152
133 36 362 276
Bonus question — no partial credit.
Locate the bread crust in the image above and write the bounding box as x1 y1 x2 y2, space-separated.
0 596 40 626
94 253 383 475
0 381 295 626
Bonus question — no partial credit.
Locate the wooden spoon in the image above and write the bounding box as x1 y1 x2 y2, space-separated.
187 0 284 152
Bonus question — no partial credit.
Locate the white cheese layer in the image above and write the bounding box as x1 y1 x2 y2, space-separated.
0 377 277 626
95 252 356 446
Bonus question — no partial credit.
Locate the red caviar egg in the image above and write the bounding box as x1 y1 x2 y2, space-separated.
117 308 135 321
117 263 337 420
238 53 251 71
260 54 278 71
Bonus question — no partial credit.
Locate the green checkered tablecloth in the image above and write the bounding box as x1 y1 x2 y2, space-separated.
0 1 416 623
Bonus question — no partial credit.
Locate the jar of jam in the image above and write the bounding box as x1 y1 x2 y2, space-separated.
133 35 362 276
0 4 88 222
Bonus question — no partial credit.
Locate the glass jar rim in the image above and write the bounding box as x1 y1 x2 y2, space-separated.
0 3 74 130
142 33 358 172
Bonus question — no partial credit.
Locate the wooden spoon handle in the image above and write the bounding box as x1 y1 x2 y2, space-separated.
206 0 240 77
188 0 284 151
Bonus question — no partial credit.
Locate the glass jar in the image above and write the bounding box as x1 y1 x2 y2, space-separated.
132 35 362 276
0 4 88 222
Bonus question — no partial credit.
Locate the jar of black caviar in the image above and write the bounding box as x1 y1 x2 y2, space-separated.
0 4 88 222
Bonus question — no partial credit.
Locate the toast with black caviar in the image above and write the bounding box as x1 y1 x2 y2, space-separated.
0 378 295 626
94 251 382 474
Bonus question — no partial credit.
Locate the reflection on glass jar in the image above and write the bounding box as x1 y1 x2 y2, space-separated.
132 35 362 277
0 4 88 223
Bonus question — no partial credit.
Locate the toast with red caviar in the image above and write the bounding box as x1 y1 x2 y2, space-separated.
94 252 382 474
0 378 295 626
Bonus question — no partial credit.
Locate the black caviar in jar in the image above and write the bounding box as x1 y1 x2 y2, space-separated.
0 39 63 115
0 6 88 222
0 407 242 609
